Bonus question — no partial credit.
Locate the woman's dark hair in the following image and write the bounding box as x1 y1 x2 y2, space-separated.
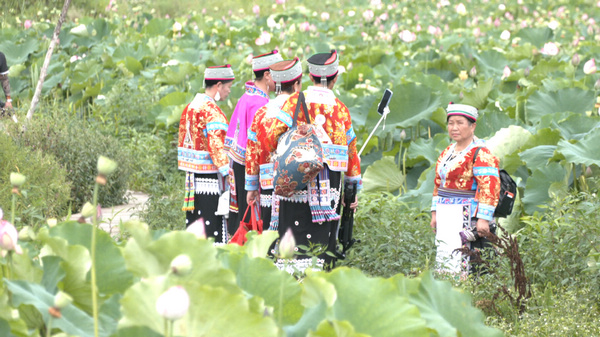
254 69 268 81
446 115 476 124
280 80 300 94
309 71 338 86
205 79 234 89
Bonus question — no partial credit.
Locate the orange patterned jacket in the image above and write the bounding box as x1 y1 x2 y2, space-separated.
432 141 500 221
177 93 229 177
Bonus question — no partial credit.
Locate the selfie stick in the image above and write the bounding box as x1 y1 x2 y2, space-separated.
358 90 392 157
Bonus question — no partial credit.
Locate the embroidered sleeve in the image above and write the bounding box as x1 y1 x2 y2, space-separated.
265 95 296 153
245 108 264 191
206 103 230 176
473 148 500 221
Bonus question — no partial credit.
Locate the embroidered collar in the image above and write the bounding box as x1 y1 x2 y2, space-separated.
245 81 269 99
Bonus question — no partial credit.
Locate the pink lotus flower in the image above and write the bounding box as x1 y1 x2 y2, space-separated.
276 0 285 4
252 5 260 15
24 20 32 29
502 66 512 80
156 286 190 321
427 25 437 35
299 21 310 32
540 42 559 56
399 30 416 43
320 12 330 21
0 217 23 256
186 218 206 239
255 31 272 46
363 10 374 21
584 59 597 74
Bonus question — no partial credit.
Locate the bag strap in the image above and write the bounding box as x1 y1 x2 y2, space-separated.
292 91 311 127
472 147 481 164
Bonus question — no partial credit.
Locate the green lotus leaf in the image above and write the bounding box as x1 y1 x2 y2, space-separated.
307 320 370 337
5 280 113 337
122 230 238 291
362 157 405 193
407 272 504 337
141 18 174 36
159 91 193 107
317 268 428 337
123 56 143 75
371 82 443 130
407 133 450 166
47 222 134 296
557 127 600 167
147 36 170 59
522 162 567 214
554 114 600 141
37 226 94 312
519 145 558 169
155 63 197 85
460 78 494 110
515 27 553 48
525 88 595 125
242 230 280 258
475 107 519 140
472 50 507 78
41 256 66 294
120 277 279 337
113 326 163 337
521 127 562 151
486 125 533 161
218 251 302 326
398 166 436 212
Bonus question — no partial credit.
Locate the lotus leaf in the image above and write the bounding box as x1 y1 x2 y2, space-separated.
522 162 567 214
362 157 405 193
557 127 600 167
525 88 595 125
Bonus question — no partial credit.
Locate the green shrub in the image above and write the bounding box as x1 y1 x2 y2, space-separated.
339 192 437 278
7 109 132 212
0 132 71 223
516 192 600 287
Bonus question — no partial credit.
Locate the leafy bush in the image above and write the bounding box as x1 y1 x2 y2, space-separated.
6 108 132 212
339 192 437 278
516 192 600 287
0 132 71 223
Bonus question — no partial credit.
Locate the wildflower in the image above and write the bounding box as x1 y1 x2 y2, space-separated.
540 42 559 56
279 228 296 259
584 59 596 74
156 286 190 321
170 254 193 276
458 70 468 81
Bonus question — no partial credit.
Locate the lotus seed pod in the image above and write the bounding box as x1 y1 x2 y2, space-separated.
81 202 95 218
97 156 118 176
54 291 73 309
170 254 193 276
10 172 26 187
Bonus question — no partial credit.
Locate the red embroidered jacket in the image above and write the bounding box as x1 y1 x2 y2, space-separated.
177 93 229 176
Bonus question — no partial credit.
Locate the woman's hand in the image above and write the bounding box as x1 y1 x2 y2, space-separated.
246 190 259 205
476 218 490 237
341 195 359 210
430 211 437 233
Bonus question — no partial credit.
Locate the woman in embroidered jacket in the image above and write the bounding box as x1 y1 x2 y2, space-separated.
178 65 234 244
225 50 282 237
245 58 303 228
430 103 500 276
264 50 361 271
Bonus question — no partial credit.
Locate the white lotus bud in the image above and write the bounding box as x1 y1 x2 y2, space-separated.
278 228 296 259
170 254 192 276
156 286 190 321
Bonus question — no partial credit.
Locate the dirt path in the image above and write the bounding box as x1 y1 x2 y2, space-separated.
70 191 149 237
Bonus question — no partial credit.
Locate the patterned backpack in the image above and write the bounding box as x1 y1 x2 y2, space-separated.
272 92 324 197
